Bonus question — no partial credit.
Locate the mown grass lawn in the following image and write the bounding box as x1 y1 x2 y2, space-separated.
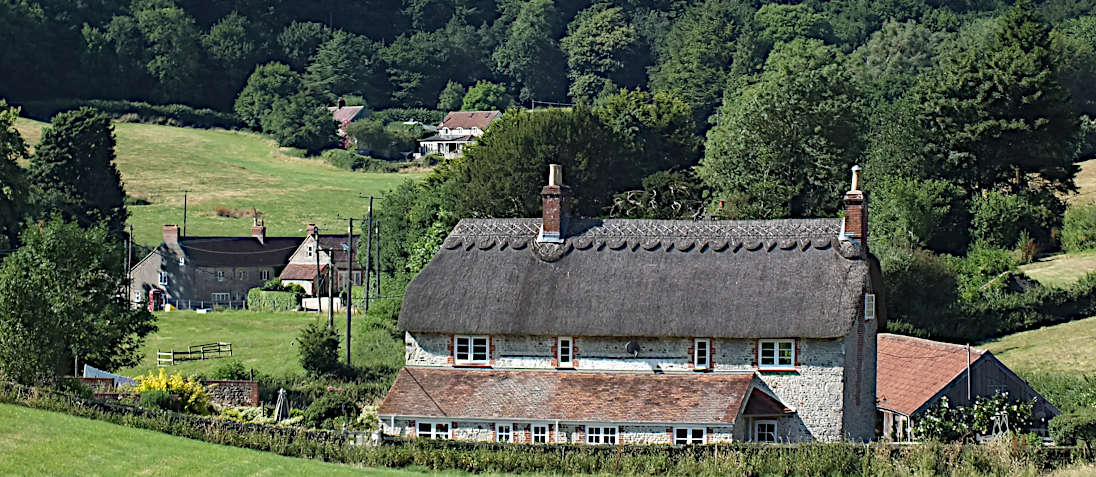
14 118 422 247
0 403 475 477
1019 250 1096 289
982 316 1096 375
118 308 403 380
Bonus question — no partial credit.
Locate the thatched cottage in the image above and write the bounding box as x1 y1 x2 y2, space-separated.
378 165 883 444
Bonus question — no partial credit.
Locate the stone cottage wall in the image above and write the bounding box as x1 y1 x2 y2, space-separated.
204 380 259 407
379 419 737 444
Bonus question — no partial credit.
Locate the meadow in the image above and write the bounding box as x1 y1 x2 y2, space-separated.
13 118 422 247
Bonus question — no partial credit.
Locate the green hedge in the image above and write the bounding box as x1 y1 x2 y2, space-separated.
246 289 298 312
1051 408 1096 449
17 99 242 129
0 382 1086 477
1063 203 1096 253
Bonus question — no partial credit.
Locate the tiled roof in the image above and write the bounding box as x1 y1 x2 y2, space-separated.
439 110 501 130
419 134 475 142
328 106 366 124
169 237 303 267
279 263 323 280
877 333 986 416
377 368 777 424
316 234 362 269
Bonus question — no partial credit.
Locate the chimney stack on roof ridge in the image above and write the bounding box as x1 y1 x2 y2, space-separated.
251 219 266 245
538 164 569 244
842 165 868 249
163 224 180 246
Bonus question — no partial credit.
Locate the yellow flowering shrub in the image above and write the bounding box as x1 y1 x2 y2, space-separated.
135 369 211 415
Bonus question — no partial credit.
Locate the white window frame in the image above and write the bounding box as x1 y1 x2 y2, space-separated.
178 257 185 266
211 292 230 302
260 270 270 280
157 271 168 286
865 293 876 321
416 421 451 440
694 338 710 370
237 270 247 281
557 336 574 368
307 245 314 257
754 419 778 443
496 423 514 443
585 425 617 445
454 335 490 365
758 339 795 370
531 423 550 444
216 270 225 282
673 427 706 445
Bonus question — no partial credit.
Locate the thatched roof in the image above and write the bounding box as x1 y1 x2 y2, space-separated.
399 217 876 339
378 367 786 424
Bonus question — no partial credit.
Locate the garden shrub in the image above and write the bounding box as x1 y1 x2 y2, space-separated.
321 149 366 170
302 388 359 430
296 322 342 377
210 359 250 381
1050 408 1096 450
914 394 1034 442
968 190 1062 250
135 369 211 415
247 288 299 312
139 389 176 412
1020 372 1096 414
1062 203 1096 253
17 99 241 129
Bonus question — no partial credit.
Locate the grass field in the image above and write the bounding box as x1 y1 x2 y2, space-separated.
118 308 403 380
982 316 1096 375
13 118 422 247
0 403 479 477
1070 158 1096 205
1019 250 1096 288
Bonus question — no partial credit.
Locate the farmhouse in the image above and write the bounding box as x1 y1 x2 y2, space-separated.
279 224 363 296
876 333 1060 441
130 222 302 310
417 110 501 159
329 102 369 148
378 165 883 444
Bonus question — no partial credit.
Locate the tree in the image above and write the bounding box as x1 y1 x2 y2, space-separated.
0 217 157 385
383 18 491 107
0 100 27 250
260 91 338 155
912 0 1080 197
560 4 637 103
202 12 257 86
610 170 710 220
848 20 944 102
594 89 701 174
753 3 834 45
305 30 382 100
869 177 963 247
296 321 341 377
28 108 128 233
436 80 466 111
235 62 303 129
461 81 513 110
698 39 864 219
131 0 204 100
277 21 332 70
492 0 567 102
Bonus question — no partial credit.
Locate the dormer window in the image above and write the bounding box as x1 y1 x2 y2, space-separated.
557 336 573 368
758 339 795 370
865 293 876 320
454 335 489 365
693 338 710 370
158 271 168 286
307 245 314 257
178 257 185 266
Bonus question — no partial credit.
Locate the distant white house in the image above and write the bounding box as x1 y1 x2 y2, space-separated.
417 110 501 159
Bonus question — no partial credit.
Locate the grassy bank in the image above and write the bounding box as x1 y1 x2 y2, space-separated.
13 118 422 247
0 403 469 477
1020 251 1096 289
984 316 1096 375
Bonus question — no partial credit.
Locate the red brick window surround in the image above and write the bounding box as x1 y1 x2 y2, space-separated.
693 338 711 371
757 339 796 371
453 335 490 366
556 336 574 368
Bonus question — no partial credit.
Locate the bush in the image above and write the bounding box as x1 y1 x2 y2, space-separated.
17 99 241 129
247 288 299 312
914 394 1034 442
1021 372 1096 414
1062 203 1096 253
135 369 211 415
210 359 250 381
1051 408 1096 449
139 389 176 412
969 190 1062 250
302 389 359 430
321 149 366 170
297 322 342 378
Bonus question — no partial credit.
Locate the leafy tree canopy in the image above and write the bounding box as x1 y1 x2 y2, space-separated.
235 62 303 129
0 100 27 250
436 80 466 111
461 81 513 110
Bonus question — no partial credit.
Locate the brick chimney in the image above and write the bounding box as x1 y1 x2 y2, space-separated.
842 165 868 247
537 164 569 243
251 218 266 245
163 224 180 246
306 224 318 237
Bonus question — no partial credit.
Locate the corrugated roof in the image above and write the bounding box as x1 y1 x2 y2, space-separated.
439 110 501 130
378 368 768 424
399 217 873 339
876 334 986 416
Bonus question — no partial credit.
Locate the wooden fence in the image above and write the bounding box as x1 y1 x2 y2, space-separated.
157 342 232 366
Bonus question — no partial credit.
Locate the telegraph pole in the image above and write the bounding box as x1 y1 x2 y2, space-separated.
314 227 321 316
182 190 188 237
126 224 133 307
327 250 334 328
374 221 381 298
363 197 373 313
346 218 354 366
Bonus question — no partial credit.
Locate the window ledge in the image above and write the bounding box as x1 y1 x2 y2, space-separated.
757 368 799 374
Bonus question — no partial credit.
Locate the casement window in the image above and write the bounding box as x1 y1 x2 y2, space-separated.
454 335 490 365
586 426 617 445
694 338 711 370
211 292 230 302
754 420 778 443
260 270 270 280
178 257 185 266
133 291 142 301
158 271 169 286
307 245 314 257
237 270 247 280
416 421 450 440
531 424 549 443
758 339 795 369
496 423 513 443
557 336 574 368
673 427 705 445
864 293 876 321
352 271 362 286
216 270 225 282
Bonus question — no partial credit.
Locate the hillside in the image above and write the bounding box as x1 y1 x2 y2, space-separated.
1019 157 1096 288
13 118 422 247
983 316 1096 375
0 403 463 477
